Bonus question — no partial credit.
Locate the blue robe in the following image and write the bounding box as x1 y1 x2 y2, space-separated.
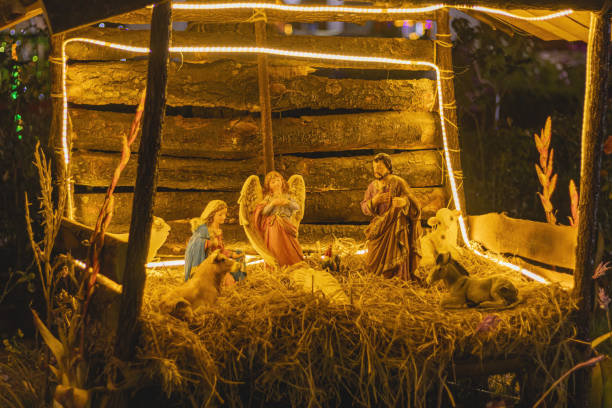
184 224 210 281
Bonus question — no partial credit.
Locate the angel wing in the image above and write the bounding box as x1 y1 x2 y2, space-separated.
238 175 278 268
287 175 305 230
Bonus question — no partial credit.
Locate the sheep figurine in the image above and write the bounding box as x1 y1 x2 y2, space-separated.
420 208 462 267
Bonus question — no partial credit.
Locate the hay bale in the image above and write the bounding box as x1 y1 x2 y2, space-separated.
137 250 576 407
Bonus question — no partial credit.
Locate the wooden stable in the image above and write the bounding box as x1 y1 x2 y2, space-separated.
38 0 609 406
61 12 454 249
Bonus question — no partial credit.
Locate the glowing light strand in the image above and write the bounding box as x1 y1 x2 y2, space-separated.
172 3 574 22
144 254 259 268
145 259 185 268
173 2 443 14
61 38 548 284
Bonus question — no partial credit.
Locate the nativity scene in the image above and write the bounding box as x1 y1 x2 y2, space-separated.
1 1 610 408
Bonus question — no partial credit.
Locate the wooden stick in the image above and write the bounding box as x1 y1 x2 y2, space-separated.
49 33 73 218
114 0 172 362
436 9 467 215
571 8 610 408
255 20 274 173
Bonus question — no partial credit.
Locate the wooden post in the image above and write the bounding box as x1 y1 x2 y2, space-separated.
571 8 610 408
435 9 467 215
114 0 171 361
49 33 72 217
255 20 275 173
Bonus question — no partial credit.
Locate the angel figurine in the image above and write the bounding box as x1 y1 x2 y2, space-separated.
239 171 305 267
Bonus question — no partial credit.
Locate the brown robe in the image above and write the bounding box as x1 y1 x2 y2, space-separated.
361 175 422 280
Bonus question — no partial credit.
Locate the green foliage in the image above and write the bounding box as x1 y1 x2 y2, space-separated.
0 30 51 276
452 18 586 223
453 16 612 254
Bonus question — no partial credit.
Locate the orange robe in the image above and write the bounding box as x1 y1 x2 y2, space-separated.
253 197 304 266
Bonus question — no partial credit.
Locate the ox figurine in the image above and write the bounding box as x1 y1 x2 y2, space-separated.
159 250 240 321
427 252 520 309
420 208 462 267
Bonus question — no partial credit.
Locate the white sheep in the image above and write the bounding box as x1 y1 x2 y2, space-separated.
420 208 462 267
109 216 171 264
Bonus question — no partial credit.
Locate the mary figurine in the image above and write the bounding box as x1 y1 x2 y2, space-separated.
184 200 245 282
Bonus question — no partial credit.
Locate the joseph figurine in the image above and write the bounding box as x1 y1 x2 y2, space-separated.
360 153 422 280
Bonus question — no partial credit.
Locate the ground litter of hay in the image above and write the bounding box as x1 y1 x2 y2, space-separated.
139 248 576 407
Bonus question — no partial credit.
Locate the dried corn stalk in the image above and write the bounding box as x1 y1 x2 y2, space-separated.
534 117 557 224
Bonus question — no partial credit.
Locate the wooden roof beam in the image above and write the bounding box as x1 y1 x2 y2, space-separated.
105 0 607 25
107 7 435 25
0 0 43 33
372 1 606 12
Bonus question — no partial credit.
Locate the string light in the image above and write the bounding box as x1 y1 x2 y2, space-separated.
145 254 259 268
172 3 573 22
470 7 573 21
73 259 87 269
145 259 185 268
173 3 444 14
62 38 550 284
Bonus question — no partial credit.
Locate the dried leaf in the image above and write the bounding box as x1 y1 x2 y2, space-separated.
543 116 552 147
31 309 64 367
538 193 554 213
593 261 611 279
546 148 555 177
592 331 612 349
569 179 579 226
534 133 542 152
548 173 558 197
535 164 547 188
539 150 548 172
604 135 612 155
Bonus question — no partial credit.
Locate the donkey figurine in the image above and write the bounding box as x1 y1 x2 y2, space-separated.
427 252 519 309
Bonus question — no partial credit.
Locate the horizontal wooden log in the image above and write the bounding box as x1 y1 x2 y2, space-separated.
305 188 445 223
154 221 368 255
105 7 435 25
278 151 443 191
74 187 445 230
70 108 440 159
56 218 127 283
468 212 577 270
72 150 443 191
41 0 151 35
66 27 434 68
72 152 257 191
510 257 573 289
66 60 436 111
103 0 608 25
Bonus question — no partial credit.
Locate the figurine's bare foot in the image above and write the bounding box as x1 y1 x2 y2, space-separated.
223 273 236 288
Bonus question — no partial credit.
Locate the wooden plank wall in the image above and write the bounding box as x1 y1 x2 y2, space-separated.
63 20 447 252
